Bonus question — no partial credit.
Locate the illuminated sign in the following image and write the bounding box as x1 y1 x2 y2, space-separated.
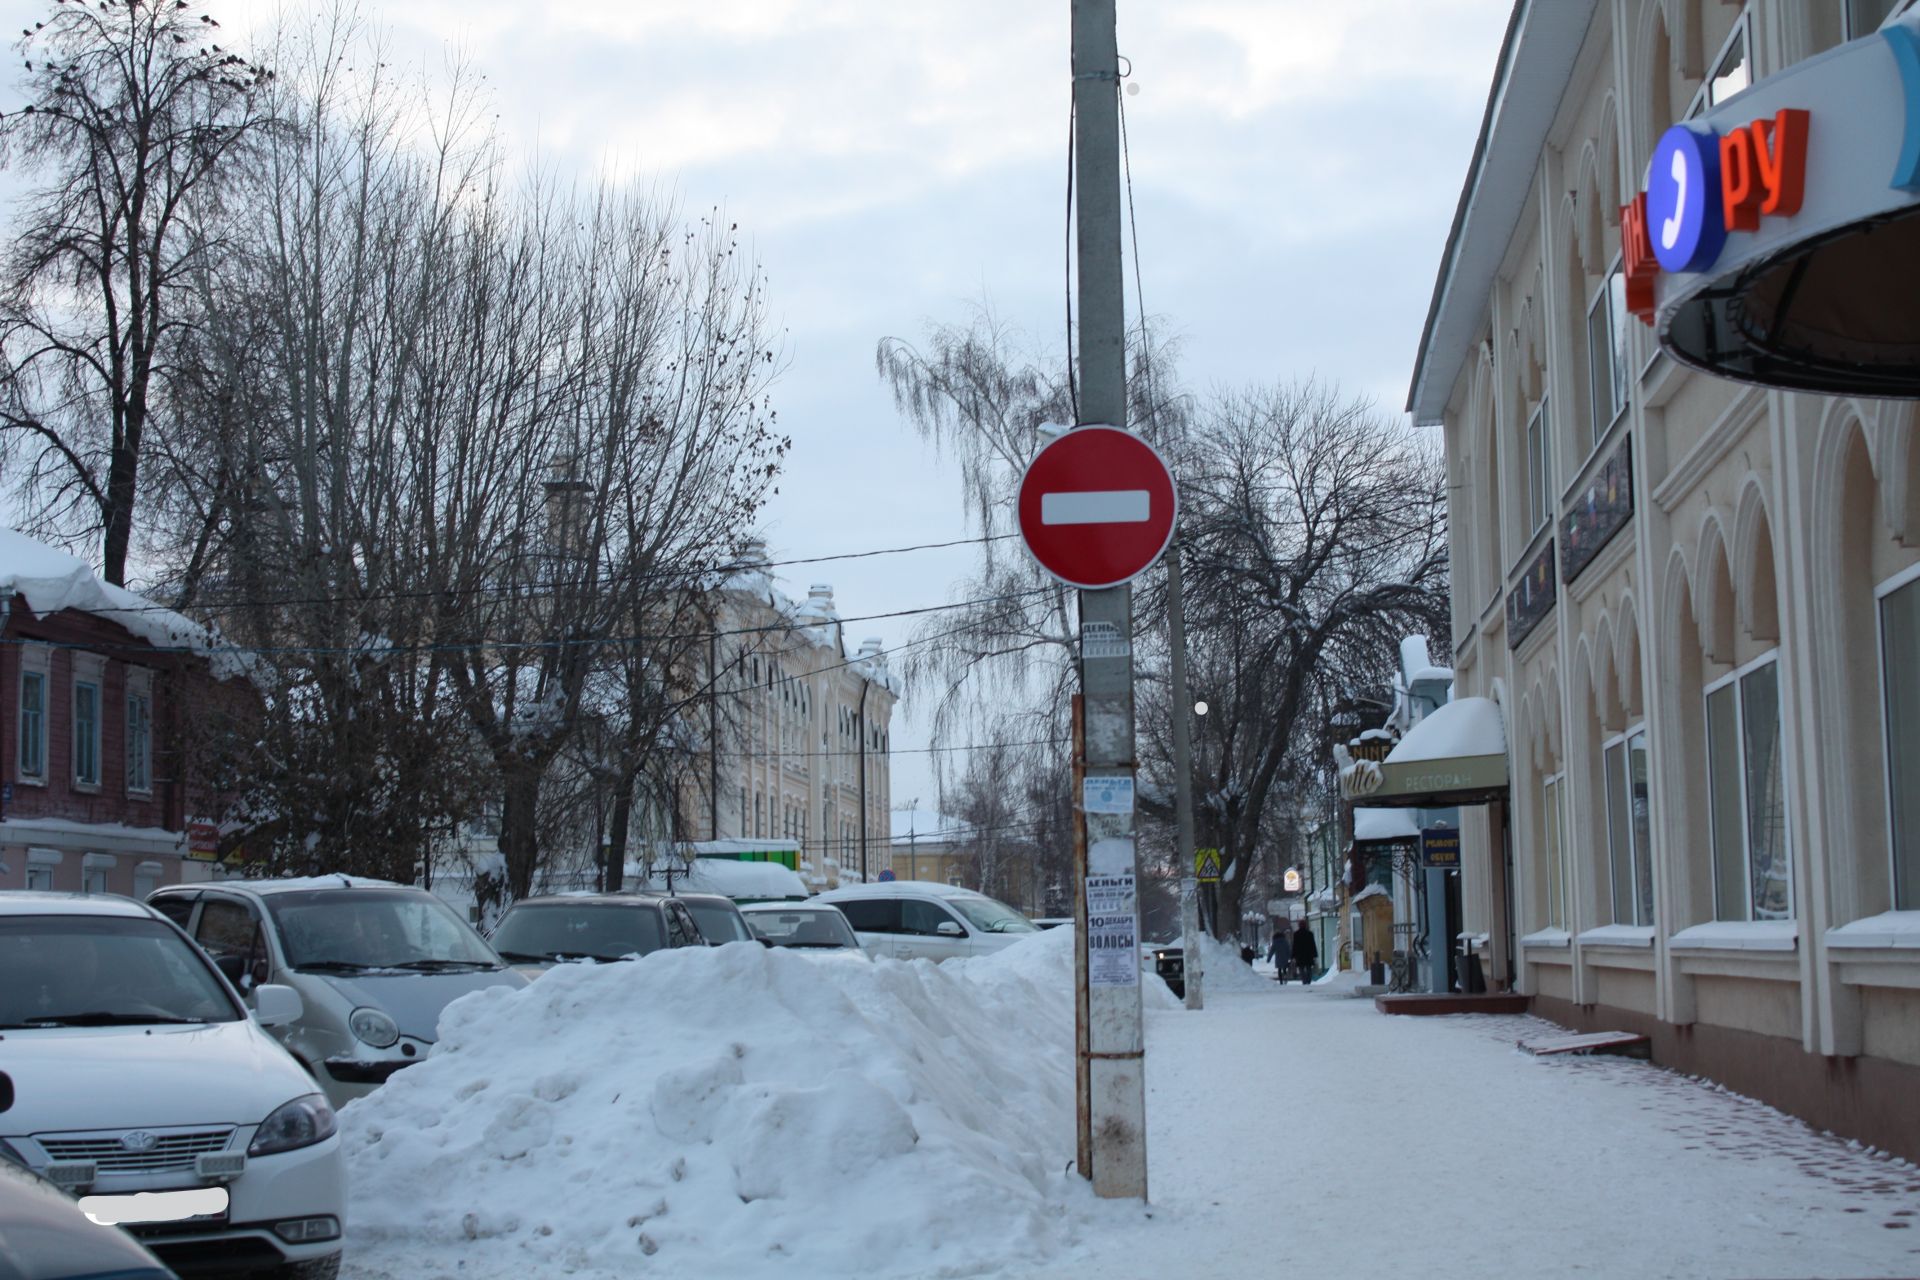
1283 867 1303 893
1622 109 1810 322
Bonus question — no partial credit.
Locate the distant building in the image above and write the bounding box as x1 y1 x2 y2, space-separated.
888 808 971 888
0 530 254 896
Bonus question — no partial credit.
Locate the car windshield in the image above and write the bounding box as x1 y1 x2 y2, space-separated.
681 900 753 943
744 908 859 949
0 915 241 1029
264 888 502 971
490 903 666 962
946 894 1038 934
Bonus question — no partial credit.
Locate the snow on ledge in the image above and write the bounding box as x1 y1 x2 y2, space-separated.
1825 910 1920 950
1668 920 1798 952
1577 924 1655 948
1385 696 1504 764
1519 928 1571 949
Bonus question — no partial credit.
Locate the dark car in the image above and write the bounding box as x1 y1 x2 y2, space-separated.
655 892 758 947
488 894 708 975
0 1072 178 1280
1149 943 1184 998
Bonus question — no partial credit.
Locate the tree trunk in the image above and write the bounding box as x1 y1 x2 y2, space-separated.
605 775 634 893
499 766 543 901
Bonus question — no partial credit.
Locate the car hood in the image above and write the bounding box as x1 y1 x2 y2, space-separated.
303 968 526 1042
0 1020 314 1135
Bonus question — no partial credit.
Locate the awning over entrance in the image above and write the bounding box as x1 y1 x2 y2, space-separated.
1342 696 1508 809
1651 19 1920 395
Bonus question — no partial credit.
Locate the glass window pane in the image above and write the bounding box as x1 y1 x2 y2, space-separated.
1709 29 1750 106
1605 742 1632 924
1545 778 1565 931
1706 683 1748 921
1587 296 1613 449
1884 578 1920 908
1849 0 1899 38
1608 270 1631 413
1527 412 1544 532
1629 731 1655 926
1739 663 1792 919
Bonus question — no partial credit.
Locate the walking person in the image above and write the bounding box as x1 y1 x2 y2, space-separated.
1267 926 1290 982
1291 921 1319 985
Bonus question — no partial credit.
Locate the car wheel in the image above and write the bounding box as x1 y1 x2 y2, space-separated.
261 1253 341 1280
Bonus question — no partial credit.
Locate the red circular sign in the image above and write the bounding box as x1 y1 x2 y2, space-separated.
1017 425 1177 590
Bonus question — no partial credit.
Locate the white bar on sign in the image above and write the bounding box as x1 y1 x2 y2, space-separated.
1041 489 1150 525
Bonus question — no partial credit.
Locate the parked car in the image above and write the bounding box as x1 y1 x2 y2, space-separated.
812 882 1038 961
1032 917 1073 930
654 891 758 947
0 1143 178 1280
0 892 346 1279
739 903 869 957
147 877 527 1109
1147 943 1185 998
488 894 709 976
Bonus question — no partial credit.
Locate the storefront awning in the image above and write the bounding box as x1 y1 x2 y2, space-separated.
1651 19 1920 395
1342 696 1508 809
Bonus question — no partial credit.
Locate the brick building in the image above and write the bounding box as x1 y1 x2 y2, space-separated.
1 530 252 895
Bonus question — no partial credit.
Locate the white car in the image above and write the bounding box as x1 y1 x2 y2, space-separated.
811 881 1038 961
739 902 870 957
0 891 346 1279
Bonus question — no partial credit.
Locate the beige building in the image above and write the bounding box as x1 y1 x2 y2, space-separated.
1410 0 1920 1157
692 546 897 891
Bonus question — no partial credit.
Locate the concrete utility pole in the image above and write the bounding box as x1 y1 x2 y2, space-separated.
1167 542 1204 1010
1071 0 1148 1202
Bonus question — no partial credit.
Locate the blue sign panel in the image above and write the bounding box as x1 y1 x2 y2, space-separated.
1648 125 1726 273
1420 828 1462 870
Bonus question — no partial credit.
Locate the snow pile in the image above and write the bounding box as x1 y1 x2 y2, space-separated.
0 527 251 681
340 931 1123 1279
1384 695 1504 763
1186 932 1272 993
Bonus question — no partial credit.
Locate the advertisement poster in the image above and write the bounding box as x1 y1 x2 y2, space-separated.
1086 873 1139 987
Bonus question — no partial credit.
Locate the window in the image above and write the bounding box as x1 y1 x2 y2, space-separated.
1881 570 1920 908
1705 656 1792 920
755 793 764 839
1848 0 1900 38
900 899 959 937
1602 728 1655 926
82 854 115 896
1688 17 1750 120
26 848 59 891
1585 268 1628 449
835 898 900 934
126 672 153 794
133 862 162 900
1526 401 1552 535
149 891 196 927
1543 774 1568 931
18 668 46 780
72 676 101 788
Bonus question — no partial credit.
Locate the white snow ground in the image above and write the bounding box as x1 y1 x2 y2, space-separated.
337 936 1920 1280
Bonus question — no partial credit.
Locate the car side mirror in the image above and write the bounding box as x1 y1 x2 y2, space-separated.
935 921 965 938
251 984 303 1028
0 1070 13 1114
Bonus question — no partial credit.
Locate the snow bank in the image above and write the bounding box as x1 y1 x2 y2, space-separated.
1186 933 1272 993
340 929 1135 1279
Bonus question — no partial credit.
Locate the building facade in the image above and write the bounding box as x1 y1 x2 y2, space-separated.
693 548 897 891
1410 0 1920 1157
1 531 249 896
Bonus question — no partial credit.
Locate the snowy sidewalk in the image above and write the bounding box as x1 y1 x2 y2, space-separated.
1035 982 1920 1280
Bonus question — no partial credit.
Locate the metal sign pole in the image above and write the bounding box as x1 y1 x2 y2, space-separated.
1071 0 1147 1202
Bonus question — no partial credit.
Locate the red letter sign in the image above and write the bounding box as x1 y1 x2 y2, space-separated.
1620 192 1659 325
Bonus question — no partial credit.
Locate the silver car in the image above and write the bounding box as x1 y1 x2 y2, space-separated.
148 877 527 1109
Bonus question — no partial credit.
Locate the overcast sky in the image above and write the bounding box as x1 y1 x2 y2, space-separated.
1 0 1512 816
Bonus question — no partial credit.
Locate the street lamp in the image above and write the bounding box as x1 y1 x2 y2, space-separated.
1193 699 1208 717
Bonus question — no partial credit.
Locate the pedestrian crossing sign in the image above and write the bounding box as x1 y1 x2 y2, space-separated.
1195 848 1221 882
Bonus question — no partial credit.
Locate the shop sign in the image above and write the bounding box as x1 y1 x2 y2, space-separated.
1282 867 1302 893
1506 538 1558 650
1561 435 1633 583
186 820 220 862
1420 828 1462 869
1621 108 1811 323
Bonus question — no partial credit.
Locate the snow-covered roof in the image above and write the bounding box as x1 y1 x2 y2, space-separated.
217 874 404 895
1353 808 1421 844
1384 696 1505 764
638 856 810 902
1 528 252 681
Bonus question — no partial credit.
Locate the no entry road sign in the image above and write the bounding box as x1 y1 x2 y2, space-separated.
1016 425 1177 590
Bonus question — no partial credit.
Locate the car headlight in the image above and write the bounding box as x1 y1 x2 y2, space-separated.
348 1006 400 1049
249 1093 337 1157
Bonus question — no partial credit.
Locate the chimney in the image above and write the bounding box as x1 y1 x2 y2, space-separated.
808 584 836 613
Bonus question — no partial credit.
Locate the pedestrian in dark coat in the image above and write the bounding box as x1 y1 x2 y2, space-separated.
1290 923 1319 984
1267 927 1290 982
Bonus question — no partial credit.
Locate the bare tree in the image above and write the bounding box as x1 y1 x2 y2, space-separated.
1154 382 1449 937
0 0 268 583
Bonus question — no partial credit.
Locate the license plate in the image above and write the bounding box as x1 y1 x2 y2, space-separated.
79 1186 230 1227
